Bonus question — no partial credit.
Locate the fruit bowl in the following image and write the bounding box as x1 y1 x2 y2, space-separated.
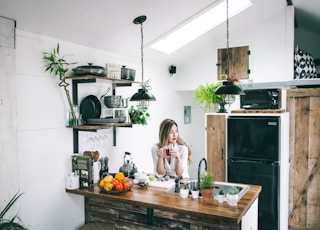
99 186 132 194
99 173 133 194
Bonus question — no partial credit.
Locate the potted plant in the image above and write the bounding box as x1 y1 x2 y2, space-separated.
217 189 225 203
193 82 225 112
199 172 215 201
43 43 78 125
128 106 150 125
179 183 189 198
191 185 200 199
0 192 27 229
226 186 239 206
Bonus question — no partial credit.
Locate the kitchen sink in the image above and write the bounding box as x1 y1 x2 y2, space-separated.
165 181 250 202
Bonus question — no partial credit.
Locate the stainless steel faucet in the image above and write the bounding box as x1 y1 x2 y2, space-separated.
198 158 207 191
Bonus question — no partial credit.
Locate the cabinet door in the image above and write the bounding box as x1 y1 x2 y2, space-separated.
206 114 226 181
286 88 320 229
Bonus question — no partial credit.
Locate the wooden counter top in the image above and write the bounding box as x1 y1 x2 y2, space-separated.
66 183 261 224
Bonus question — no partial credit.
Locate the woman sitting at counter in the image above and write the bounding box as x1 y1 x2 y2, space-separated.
151 119 191 178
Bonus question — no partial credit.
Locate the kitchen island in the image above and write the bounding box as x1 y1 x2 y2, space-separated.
66 183 261 230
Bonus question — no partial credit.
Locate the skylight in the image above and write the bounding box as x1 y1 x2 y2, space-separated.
150 0 252 54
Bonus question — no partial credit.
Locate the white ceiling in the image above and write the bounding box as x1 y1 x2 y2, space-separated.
0 0 319 65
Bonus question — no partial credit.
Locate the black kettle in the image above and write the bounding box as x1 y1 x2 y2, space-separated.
119 152 137 178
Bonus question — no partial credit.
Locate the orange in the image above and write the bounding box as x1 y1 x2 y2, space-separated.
99 180 105 189
115 172 125 181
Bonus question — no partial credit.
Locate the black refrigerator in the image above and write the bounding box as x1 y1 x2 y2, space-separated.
227 116 280 230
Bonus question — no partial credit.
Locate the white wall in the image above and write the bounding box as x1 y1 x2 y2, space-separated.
15 30 193 230
11 5 293 230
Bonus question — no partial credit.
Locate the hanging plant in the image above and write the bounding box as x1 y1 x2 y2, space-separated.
43 43 77 124
193 82 225 112
128 106 150 125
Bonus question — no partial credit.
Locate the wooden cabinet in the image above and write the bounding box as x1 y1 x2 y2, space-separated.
206 114 226 181
67 184 261 230
286 88 320 230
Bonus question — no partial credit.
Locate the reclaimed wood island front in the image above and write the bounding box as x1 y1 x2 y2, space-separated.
66 183 261 230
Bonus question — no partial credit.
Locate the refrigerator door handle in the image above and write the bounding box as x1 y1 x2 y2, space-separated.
229 159 279 165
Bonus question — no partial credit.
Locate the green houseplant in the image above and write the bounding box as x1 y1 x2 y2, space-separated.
191 185 200 199
43 43 78 125
226 186 239 206
128 106 150 125
0 192 27 229
193 82 226 112
217 189 225 203
199 172 215 201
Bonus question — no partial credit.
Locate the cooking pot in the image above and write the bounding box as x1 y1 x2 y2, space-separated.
120 97 129 108
72 63 106 76
121 66 135 80
104 95 121 108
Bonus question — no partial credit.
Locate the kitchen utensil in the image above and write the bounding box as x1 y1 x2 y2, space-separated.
87 118 118 125
93 161 101 184
120 97 129 108
117 116 127 123
104 95 121 108
80 95 101 122
83 150 100 162
121 66 135 80
100 87 111 101
72 63 106 76
65 172 80 190
119 152 138 178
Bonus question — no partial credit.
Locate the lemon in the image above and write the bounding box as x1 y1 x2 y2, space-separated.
103 175 113 183
149 175 155 182
104 182 113 192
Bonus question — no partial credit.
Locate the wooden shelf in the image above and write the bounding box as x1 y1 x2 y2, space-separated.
69 75 138 151
67 123 132 130
66 75 141 84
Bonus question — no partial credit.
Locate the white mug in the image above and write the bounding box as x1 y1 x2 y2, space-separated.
93 161 101 184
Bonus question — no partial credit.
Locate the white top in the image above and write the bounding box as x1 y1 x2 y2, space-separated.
151 143 189 178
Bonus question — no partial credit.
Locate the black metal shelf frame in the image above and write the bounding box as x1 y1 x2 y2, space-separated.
70 77 135 153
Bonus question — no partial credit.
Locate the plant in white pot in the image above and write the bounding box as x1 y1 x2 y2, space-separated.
43 43 78 125
179 183 189 198
217 189 225 203
226 186 239 206
191 185 199 199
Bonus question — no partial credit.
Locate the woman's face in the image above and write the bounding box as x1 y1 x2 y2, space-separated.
167 124 179 144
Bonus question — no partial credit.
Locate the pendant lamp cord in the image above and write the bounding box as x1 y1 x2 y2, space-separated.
140 22 144 84
226 0 230 79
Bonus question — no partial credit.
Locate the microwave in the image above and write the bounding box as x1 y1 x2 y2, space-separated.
240 88 281 109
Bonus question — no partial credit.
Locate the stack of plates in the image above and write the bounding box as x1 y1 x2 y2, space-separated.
87 118 118 125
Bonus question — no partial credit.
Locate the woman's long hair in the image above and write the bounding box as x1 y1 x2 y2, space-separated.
158 119 192 164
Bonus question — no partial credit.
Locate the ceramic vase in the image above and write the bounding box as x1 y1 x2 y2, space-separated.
191 190 199 199
201 188 214 201
226 193 239 206
217 194 225 203
180 188 189 198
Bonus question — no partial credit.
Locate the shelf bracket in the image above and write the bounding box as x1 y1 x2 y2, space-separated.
73 129 79 153
113 127 116 146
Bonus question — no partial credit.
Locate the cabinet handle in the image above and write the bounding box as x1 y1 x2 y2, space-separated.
221 148 224 161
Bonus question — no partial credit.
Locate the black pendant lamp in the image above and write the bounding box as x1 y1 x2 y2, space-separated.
130 15 156 109
214 0 245 96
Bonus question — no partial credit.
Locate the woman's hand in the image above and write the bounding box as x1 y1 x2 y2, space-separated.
158 147 166 158
169 146 181 160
